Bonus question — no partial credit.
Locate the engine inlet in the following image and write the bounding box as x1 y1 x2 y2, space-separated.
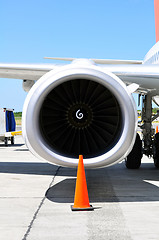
39 79 122 158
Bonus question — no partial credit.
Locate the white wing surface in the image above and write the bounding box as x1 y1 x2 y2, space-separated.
0 62 159 93
0 63 57 80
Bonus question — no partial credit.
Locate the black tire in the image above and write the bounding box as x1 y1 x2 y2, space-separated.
125 133 142 169
153 132 159 168
11 136 14 145
4 137 8 147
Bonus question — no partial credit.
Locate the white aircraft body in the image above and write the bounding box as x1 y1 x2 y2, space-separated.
0 1 159 169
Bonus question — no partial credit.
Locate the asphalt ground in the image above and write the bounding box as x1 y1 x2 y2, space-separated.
1 135 159 240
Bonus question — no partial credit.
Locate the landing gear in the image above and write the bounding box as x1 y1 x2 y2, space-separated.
125 91 159 169
125 133 142 169
137 91 159 169
153 132 159 168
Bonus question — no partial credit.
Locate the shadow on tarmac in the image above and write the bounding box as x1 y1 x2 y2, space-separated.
45 162 159 203
0 144 24 148
0 162 76 176
1 160 159 203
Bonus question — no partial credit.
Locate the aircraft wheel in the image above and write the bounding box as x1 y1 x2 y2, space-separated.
125 133 142 169
4 137 8 147
11 136 15 145
153 132 159 168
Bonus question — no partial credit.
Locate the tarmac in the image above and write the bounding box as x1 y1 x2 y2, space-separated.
1 135 159 240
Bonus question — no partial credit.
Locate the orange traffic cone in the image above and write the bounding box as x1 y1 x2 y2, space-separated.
71 155 93 211
156 126 158 133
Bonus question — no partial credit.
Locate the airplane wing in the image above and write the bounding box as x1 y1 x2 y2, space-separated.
0 62 159 93
102 64 159 92
0 63 57 80
44 57 143 65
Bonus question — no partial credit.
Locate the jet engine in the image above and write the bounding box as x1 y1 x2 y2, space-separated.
22 62 137 168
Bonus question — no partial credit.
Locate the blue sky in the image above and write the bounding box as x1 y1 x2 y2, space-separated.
0 0 156 111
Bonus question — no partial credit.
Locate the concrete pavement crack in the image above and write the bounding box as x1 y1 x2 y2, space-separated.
22 166 61 240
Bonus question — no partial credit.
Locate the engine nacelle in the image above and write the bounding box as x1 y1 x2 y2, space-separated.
22 63 137 168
